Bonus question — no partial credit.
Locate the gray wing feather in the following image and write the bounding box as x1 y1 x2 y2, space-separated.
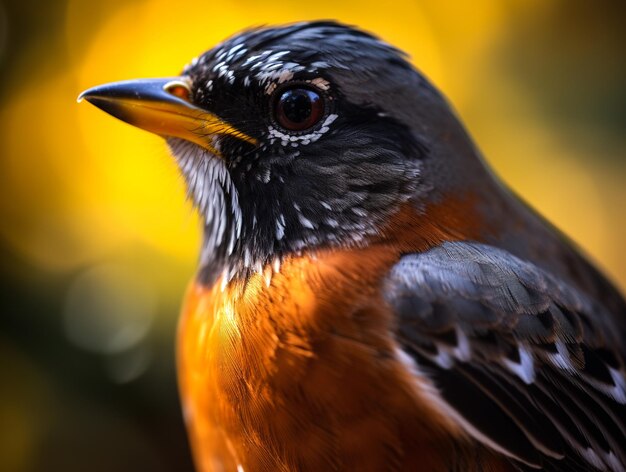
385 241 626 471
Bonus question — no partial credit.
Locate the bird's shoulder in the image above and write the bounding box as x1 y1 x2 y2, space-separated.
384 240 626 471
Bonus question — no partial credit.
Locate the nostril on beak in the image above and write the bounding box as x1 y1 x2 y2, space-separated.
163 79 192 102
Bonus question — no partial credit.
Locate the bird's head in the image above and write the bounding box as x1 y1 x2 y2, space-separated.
80 21 477 284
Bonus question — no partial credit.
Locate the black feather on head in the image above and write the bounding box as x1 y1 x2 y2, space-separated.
169 21 433 285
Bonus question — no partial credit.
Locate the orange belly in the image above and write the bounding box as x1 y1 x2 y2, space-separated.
177 245 510 472
176 197 513 471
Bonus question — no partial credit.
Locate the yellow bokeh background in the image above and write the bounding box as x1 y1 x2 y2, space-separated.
0 1 624 470
2 0 625 287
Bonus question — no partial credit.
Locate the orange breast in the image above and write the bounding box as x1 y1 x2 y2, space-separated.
177 200 512 472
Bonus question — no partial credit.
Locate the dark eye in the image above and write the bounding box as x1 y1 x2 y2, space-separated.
274 87 324 132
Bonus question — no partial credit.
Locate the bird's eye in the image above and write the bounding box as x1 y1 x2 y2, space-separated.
274 87 324 132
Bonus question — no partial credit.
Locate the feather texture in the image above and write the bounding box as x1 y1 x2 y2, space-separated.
384 241 626 471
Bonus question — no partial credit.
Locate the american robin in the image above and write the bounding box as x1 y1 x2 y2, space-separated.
79 21 626 472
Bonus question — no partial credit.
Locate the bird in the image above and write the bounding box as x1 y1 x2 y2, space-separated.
79 21 626 472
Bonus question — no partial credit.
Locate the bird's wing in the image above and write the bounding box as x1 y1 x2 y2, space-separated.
384 241 626 471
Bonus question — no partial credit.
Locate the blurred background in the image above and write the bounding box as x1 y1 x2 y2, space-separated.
1 0 624 470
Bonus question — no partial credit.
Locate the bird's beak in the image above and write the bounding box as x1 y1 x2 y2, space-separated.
78 78 256 155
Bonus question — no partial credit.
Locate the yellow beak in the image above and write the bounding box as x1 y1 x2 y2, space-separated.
78 78 257 155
